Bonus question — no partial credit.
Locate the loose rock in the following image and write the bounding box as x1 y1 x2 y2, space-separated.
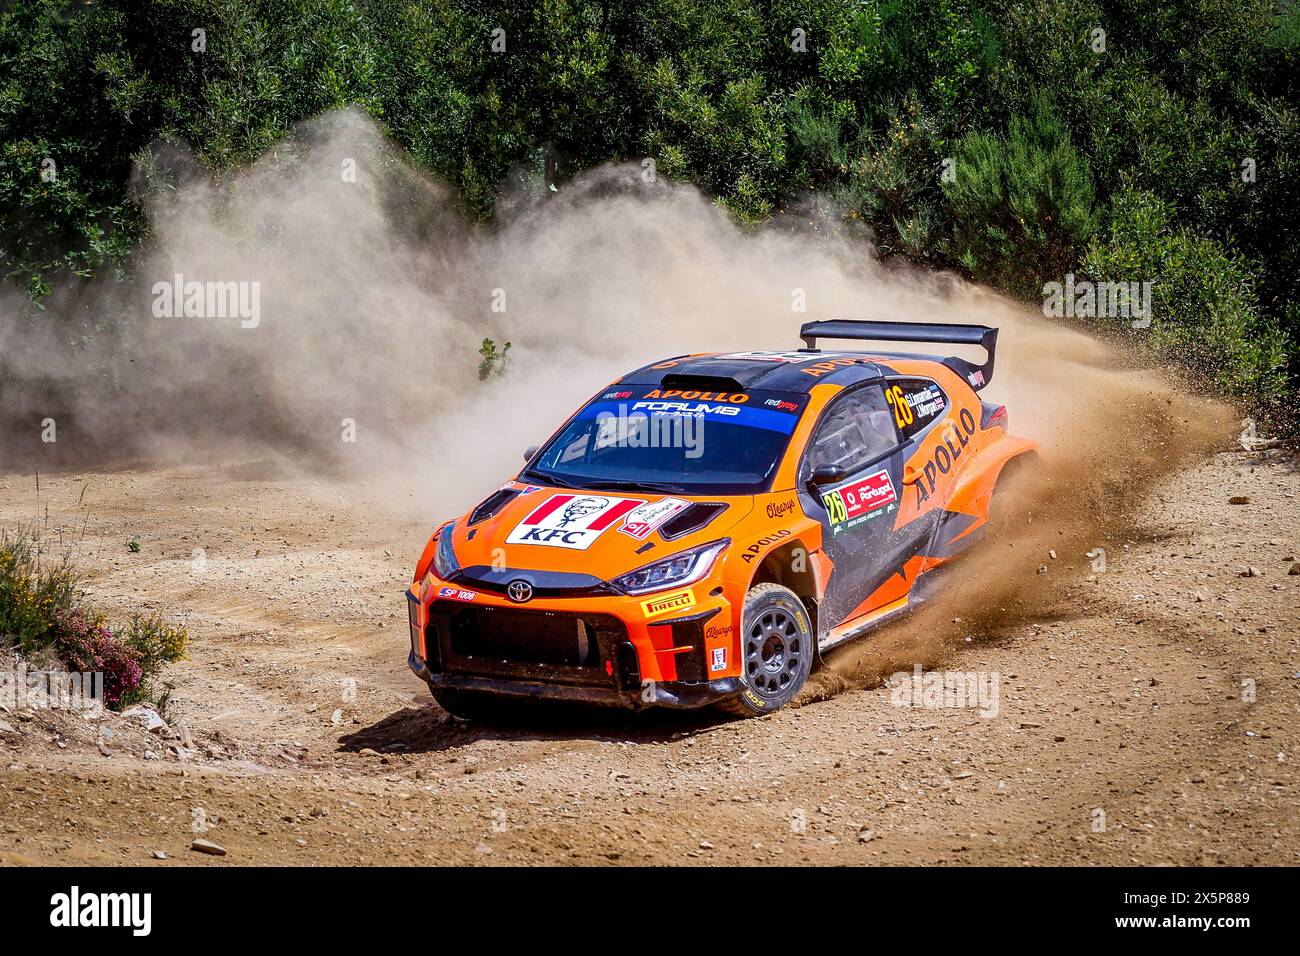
190 838 227 856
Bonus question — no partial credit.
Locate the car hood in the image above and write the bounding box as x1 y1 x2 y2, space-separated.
443 482 754 584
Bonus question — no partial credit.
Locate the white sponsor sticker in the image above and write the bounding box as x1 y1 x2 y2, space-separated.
620 497 691 540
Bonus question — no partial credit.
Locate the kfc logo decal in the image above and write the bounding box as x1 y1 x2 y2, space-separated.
506 494 646 550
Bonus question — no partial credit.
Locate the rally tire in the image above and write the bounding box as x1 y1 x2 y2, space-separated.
717 583 815 718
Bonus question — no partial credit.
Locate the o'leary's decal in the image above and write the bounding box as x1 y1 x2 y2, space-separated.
914 407 978 505
766 498 797 519
821 469 898 534
506 494 645 550
620 497 690 540
641 589 696 617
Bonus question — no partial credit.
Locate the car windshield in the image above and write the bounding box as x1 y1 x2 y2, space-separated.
523 385 809 495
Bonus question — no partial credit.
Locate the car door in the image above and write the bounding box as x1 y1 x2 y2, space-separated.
796 382 908 628
884 376 963 563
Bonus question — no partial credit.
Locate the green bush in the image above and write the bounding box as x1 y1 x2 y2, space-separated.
0 0 1295 420
120 611 189 676
839 93 946 259
1082 189 1288 402
943 95 1097 298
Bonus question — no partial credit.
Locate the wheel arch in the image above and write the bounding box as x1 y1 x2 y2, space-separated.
746 537 822 640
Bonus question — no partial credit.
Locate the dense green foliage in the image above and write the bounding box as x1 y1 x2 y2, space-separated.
2 0 1297 412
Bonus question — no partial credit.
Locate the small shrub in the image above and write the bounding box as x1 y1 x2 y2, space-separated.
0 526 78 651
477 338 512 381
1 526 188 711
49 607 142 709
121 612 188 675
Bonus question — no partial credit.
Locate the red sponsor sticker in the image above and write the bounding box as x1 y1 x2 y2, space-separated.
839 469 897 518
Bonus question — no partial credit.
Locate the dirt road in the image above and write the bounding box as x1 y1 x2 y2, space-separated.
1 446 1297 866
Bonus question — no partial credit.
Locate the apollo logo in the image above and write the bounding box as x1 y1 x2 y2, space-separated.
913 407 978 505
50 886 152 936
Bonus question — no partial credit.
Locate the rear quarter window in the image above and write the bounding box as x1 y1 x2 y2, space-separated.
884 378 947 440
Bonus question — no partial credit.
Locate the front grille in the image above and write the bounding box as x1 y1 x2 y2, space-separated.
427 601 633 688
452 606 606 667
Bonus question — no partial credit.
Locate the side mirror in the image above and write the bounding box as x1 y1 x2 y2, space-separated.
902 464 922 485
523 445 539 464
809 463 847 486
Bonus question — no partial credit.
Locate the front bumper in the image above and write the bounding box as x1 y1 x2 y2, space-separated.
404 571 742 710
407 651 742 710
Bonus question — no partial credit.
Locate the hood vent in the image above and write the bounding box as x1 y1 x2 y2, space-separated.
660 502 729 541
469 486 521 525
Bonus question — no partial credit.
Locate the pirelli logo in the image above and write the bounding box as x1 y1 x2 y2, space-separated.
641 589 696 618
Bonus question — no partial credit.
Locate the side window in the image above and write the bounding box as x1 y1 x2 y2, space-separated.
806 385 899 476
884 378 947 440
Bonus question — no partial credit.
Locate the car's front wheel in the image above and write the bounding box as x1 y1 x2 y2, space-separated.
717 583 814 718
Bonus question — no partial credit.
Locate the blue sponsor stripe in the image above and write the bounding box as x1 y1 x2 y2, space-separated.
576 401 798 434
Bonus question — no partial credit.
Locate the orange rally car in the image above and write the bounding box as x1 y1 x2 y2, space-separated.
406 320 1039 719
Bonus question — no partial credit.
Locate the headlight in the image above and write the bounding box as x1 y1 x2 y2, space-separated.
609 539 729 596
432 523 460 579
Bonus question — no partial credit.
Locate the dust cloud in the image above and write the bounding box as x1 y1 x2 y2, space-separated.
2 109 1233 654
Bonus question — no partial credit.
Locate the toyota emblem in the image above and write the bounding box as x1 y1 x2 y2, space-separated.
506 579 533 603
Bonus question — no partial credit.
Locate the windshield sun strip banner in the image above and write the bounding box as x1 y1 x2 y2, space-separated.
578 388 807 435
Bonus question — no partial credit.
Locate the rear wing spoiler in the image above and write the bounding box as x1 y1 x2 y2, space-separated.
799 318 998 390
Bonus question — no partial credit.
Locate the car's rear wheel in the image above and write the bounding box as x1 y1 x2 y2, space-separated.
717 583 814 718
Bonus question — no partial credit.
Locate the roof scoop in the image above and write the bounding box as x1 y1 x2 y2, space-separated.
659 373 747 393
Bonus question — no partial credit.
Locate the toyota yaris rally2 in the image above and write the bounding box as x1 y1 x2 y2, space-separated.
406 320 1039 719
